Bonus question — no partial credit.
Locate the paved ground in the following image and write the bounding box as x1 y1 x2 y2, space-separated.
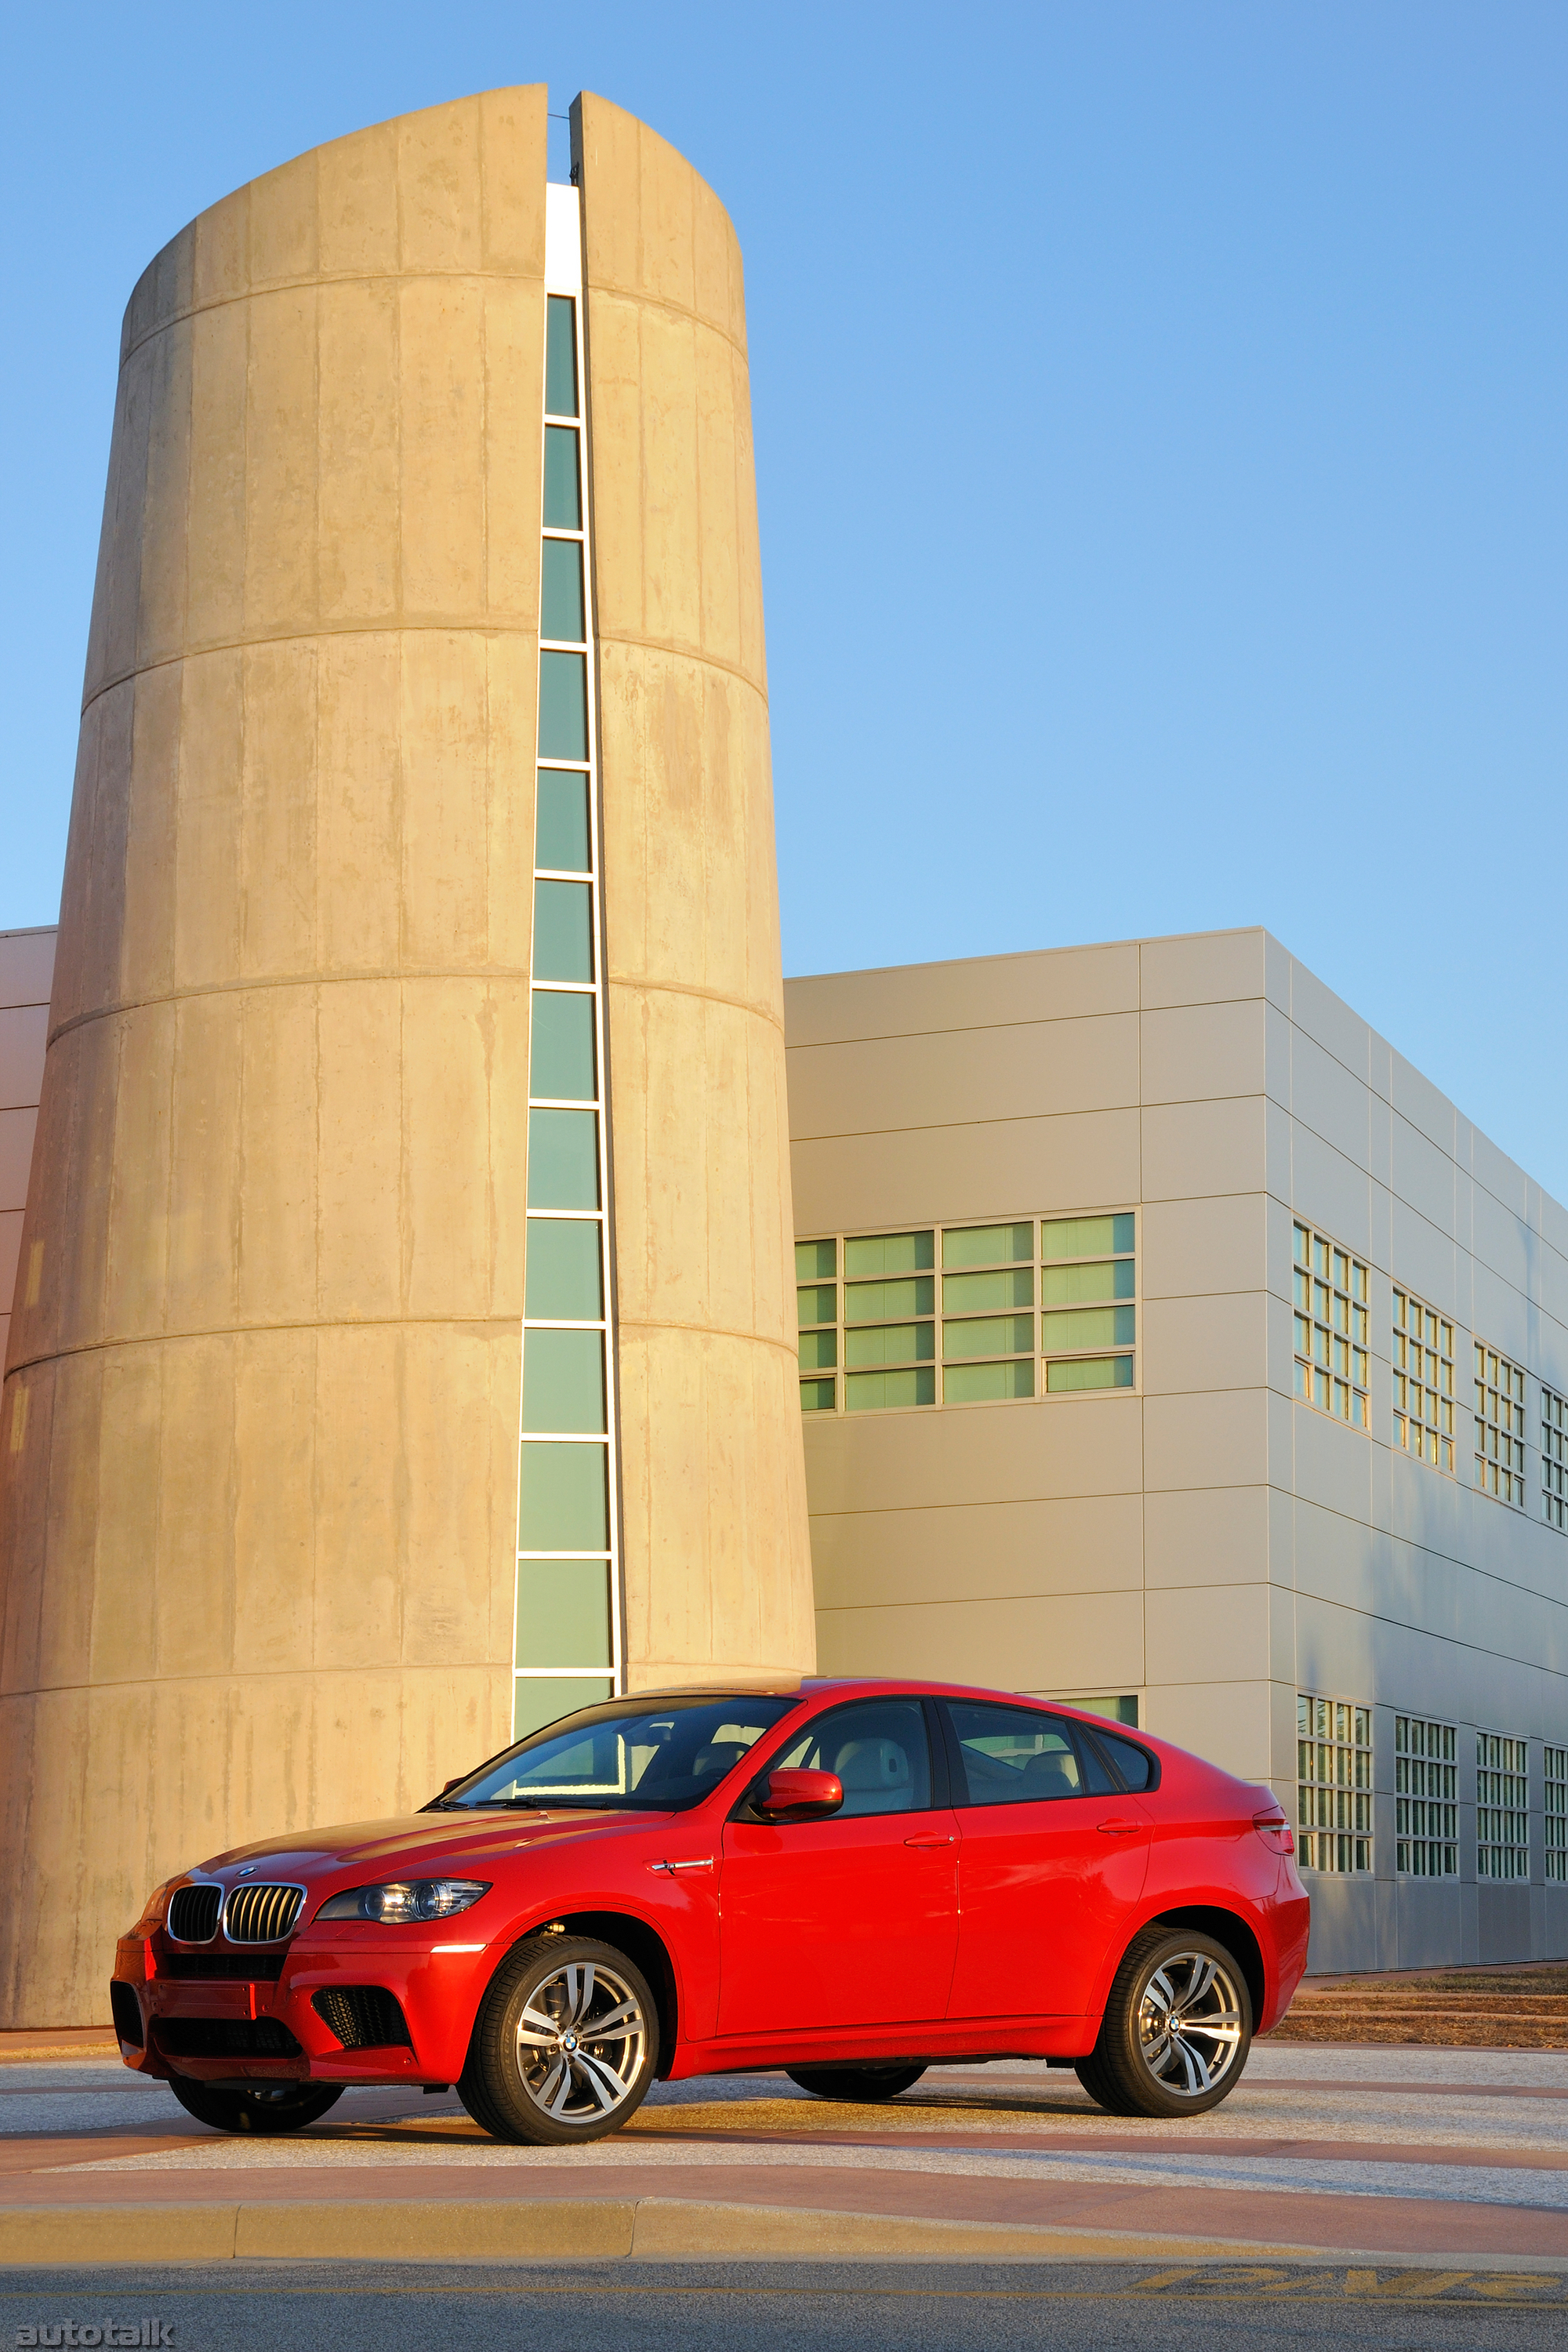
4 2042 1568 2263
1 2257 1565 2350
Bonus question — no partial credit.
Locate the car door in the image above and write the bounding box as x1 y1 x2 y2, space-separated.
717 1696 960 2037
940 1700 1151 2025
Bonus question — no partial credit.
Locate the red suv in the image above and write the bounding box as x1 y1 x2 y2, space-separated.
112 1680 1308 2142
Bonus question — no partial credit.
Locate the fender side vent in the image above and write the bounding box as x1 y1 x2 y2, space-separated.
312 1986 413 2051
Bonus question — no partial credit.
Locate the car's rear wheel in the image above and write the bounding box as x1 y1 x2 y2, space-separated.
459 1933 659 2146
166 2077 343 2134
784 2063 927 2101
1075 1926 1252 2118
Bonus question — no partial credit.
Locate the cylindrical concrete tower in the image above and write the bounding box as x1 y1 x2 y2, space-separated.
0 87 815 2025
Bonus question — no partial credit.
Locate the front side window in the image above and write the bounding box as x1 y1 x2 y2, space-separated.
769 1698 934 1818
945 1701 1112 1806
444 1693 799 1813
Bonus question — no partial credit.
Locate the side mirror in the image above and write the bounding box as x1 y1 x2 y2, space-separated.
755 1767 843 1820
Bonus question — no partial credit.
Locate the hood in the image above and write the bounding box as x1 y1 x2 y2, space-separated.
197 1806 672 1880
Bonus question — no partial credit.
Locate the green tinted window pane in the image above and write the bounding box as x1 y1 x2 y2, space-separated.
527 1108 600 1208
800 1377 837 1412
1073 1695 1140 1727
844 1367 936 1412
795 1238 836 1279
522 1327 606 1432
797 1283 837 1329
798 1330 837 1370
1040 1258 1135 1305
942 1268 1033 1315
844 1230 935 1277
538 652 589 760
543 426 582 528
944 1359 1035 1403
514 1675 612 1741
844 1276 935 1323
518 1442 610 1552
1046 1354 1134 1393
1041 1214 1134 1261
943 1313 1035 1362
545 295 579 416
516 1560 612 1670
844 1320 935 1368
533 880 594 980
540 538 586 644
535 769 591 873
530 989 596 1101
942 1222 1033 1269
524 1217 603 1319
1042 1305 1135 1352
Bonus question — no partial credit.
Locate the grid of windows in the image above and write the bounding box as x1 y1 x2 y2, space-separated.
514 256 621 1744
797 1214 1136 1413
1476 1733 1530 1880
1548 1747 1567 1885
1392 1286 1455 1472
1395 1715 1457 1877
1473 1343 1527 1507
1292 1225 1369 1428
1544 1391 1568 1533
1297 1695 1372 1873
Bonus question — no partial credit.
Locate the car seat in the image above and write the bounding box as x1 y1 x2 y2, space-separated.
830 1736 913 1816
1018 1747 1081 1799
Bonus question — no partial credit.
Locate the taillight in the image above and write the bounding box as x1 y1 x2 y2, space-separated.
1253 1811 1294 1855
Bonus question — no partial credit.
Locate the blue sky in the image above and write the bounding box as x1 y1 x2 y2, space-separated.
3 4 1564 1192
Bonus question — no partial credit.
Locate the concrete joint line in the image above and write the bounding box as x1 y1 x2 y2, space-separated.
48 971 538 1053
4 1316 528 1385
119 268 553 369
591 633 767 699
82 619 548 715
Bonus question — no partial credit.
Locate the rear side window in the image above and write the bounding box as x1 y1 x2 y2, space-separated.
946 1701 1109 1805
1094 1729 1157 1791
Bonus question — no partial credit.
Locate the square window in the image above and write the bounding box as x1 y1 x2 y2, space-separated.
538 650 589 760
1042 1213 1134 1260
518 1442 610 1553
543 425 582 528
533 879 594 981
844 1367 937 1411
941 1222 1034 1268
1045 1355 1134 1392
522 1327 606 1433
517 1559 612 1671
799 1377 837 1413
541 538 586 644
944 1359 1034 1403
942 1268 1033 1316
529 989 596 1102
524 1216 603 1320
527 1108 600 1209
535 769 591 872
844 1231 935 1278
796 1239 836 1279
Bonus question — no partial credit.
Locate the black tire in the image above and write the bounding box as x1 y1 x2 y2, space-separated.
166 2076 343 2134
1077 1926 1252 2118
784 2063 927 2101
460 1933 659 2147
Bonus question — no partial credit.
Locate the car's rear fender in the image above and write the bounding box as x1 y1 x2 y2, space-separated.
1083 1896 1271 2034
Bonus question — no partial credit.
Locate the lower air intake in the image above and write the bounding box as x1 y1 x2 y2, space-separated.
312 1987 413 2050
154 2016 303 2060
109 1982 143 2050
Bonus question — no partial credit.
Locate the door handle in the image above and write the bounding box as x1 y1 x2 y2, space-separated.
904 1834 956 1849
649 1857 715 1874
1097 1817 1142 1837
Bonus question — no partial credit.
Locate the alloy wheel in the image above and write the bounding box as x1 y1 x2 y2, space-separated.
1134 1948 1244 2098
513 1958 648 2124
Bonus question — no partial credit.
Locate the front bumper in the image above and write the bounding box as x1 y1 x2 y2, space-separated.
113 1929 498 2084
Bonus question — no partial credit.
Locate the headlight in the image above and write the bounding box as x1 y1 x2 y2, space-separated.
134 1882 172 1931
315 1878 492 1923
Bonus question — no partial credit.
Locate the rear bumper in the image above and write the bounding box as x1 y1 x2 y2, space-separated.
112 1931 497 2085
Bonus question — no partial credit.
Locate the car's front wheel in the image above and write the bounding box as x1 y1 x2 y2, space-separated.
1076 1926 1252 2117
459 1933 659 2146
166 2077 343 2134
784 2063 927 2102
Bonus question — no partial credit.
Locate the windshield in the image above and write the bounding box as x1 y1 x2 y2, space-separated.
441 1693 801 1812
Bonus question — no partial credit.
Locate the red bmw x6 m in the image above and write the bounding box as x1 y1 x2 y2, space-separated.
112 1679 1309 2142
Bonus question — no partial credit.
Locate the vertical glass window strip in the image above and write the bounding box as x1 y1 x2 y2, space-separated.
942 1221 1035 1403
1546 1747 1567 1884
1296 1694 1373 1872
1544 1390 1568 1532
1474 1343 1527 1507
1476 1733 1530 1880
1392 1283 1455 1472
1394 1715 1457 1877
515 250 619 1744
1040 1213 1134 1393
1291 1223 1369 1428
